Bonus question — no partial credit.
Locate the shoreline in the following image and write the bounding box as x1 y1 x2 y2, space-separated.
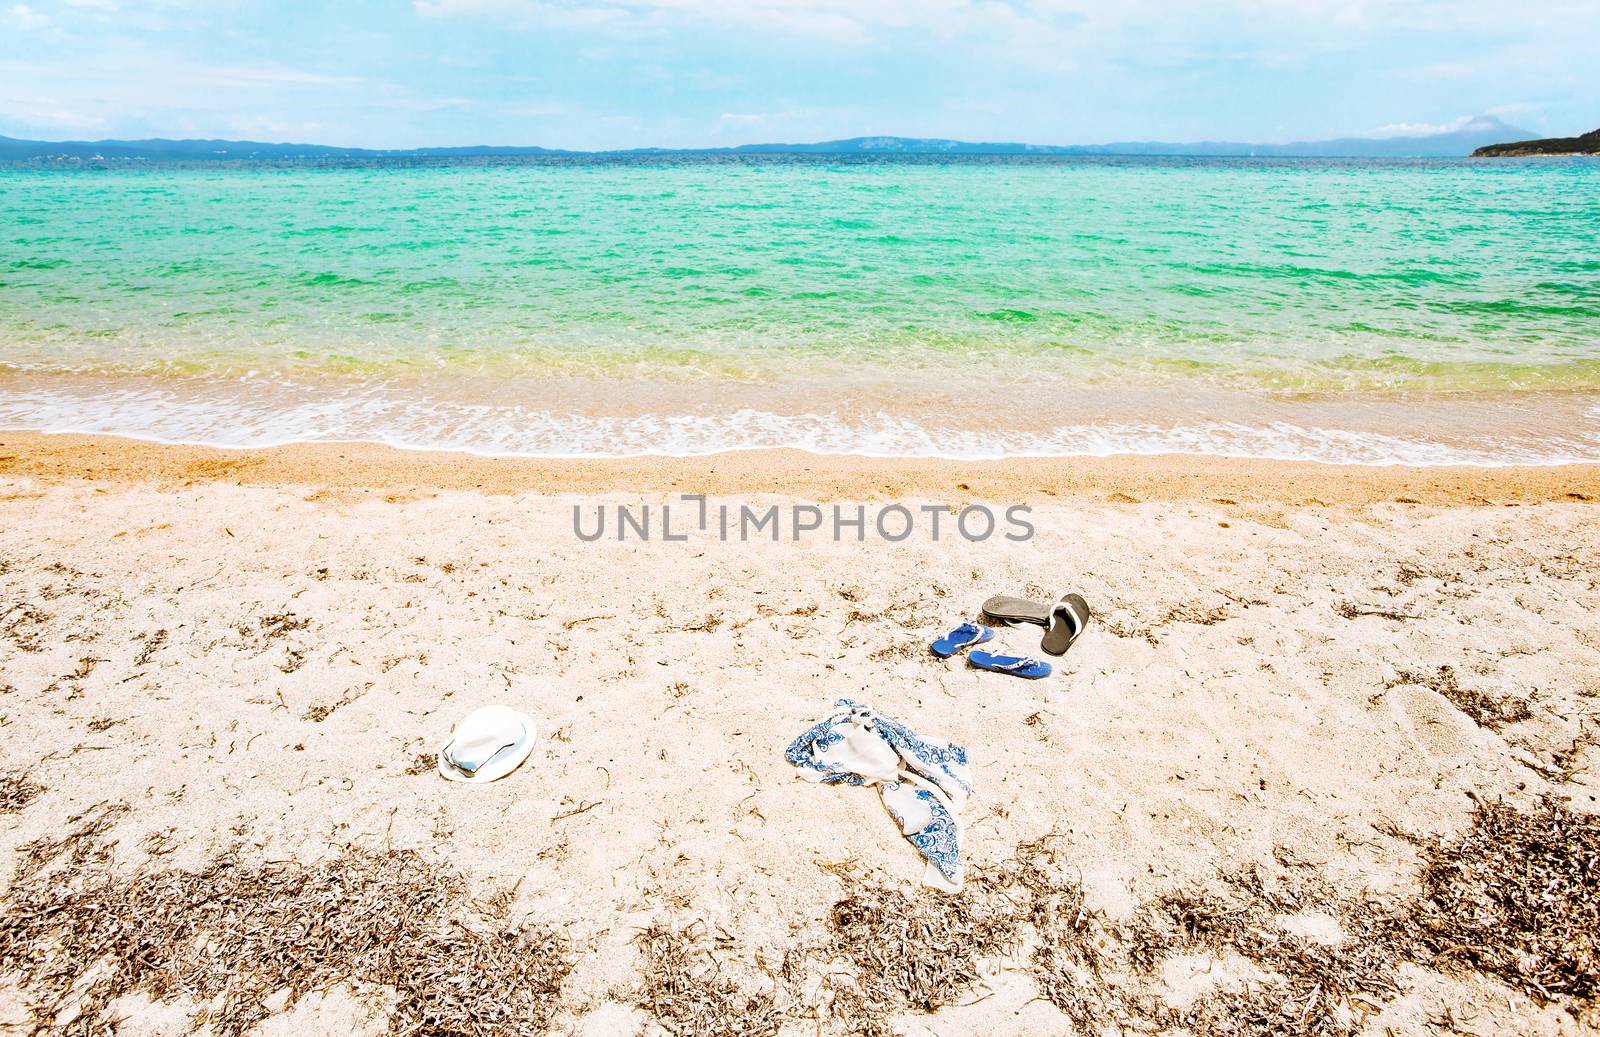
3 429 1598 505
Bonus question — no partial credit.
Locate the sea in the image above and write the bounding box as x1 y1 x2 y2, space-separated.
2 155 1597 465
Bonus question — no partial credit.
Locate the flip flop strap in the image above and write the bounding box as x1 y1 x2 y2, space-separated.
992 656 1039 671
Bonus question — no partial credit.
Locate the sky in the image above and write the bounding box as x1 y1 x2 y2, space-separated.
1 0 1596 149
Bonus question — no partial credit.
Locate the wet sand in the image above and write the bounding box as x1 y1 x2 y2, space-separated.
2 430 1597 504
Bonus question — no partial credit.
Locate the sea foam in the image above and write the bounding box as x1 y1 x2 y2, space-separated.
2 386 1597 467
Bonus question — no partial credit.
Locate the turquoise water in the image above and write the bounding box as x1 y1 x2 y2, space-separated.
2 157 1597 462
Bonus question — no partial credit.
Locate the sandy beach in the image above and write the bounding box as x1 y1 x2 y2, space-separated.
1 432 1597 1036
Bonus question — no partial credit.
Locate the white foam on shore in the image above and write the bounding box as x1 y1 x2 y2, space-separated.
2 386 1598 467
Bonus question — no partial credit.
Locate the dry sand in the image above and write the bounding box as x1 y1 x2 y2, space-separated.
1 432 1597 1036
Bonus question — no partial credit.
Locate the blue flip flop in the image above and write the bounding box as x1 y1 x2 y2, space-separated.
968 650 1051 679
930 622 994 659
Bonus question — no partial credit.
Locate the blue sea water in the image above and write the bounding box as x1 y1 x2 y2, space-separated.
1 155 1596 462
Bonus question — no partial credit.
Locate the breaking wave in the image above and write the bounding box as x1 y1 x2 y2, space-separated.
2 386 1597 467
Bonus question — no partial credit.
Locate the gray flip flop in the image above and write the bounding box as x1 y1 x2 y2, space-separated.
979 594 1051 626
1040 594 1091 656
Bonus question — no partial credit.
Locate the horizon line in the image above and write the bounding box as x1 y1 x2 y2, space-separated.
0 119 1551 158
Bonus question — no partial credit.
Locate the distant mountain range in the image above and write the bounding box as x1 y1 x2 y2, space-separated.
0 117 1537 162
1472 127 1600 157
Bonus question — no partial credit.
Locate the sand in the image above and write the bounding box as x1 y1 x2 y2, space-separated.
4 431 1598 505
1 432 1597 1035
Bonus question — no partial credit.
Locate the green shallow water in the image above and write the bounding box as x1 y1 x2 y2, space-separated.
1 156 1598 461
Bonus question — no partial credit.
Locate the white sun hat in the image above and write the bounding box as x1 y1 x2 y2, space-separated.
437 704 537 783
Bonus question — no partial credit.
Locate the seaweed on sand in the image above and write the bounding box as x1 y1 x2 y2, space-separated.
0 803 573 1037
1419 795 1600 1009
0 770 44 814
1012 834 1421 1037
826 873 1027 1015
634 921 783 1037
630 870 1029 1037
1131 870 1422 1037
1388 665 1534 729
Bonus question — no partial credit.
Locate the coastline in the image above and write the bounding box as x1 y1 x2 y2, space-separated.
4 429 1598 505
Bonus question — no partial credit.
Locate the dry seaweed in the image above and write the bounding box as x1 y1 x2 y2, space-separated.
1388 665 1534 729
1336 601 1420 622
132 628 168 667
826 871 1027 1015
632 873 1027 1037
1419 796 1600 1008
0 808 572 1037
634 922 782 1037
865 640 923 663
1551 723 1598 783
1 602 49 652
252 611 310 642
1014 838 1421 1037
11 800 127 882
0 770 44 814
1144 871 1421 1037
998 837 1116 1031
3 792 1594 1037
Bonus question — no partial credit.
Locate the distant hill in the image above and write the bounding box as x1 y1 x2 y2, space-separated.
0 118 1535 162
1472 128 1600 157
725 119 1529 158
1061 118 1533 158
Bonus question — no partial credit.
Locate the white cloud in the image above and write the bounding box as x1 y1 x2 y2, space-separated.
0 98 107 131
414 0 1027 44
1365 114 1494 137
401 0 1596 100
409 0 1600 61
6 0 1597 147
413 0 634 32
1360 109 1548 138
0 57 367 142
6 3 50 28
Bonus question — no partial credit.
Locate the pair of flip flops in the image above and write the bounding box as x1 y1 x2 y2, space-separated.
930 622 1052 679
981 593 1092 656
